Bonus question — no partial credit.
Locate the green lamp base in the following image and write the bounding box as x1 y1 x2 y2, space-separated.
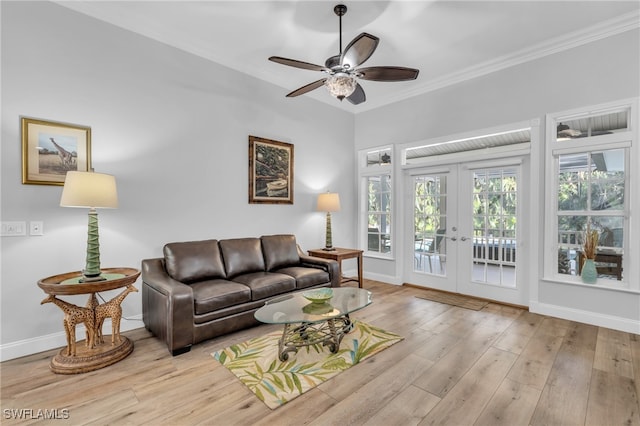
79 273 106 283
81 209 105 283
324 212 336 251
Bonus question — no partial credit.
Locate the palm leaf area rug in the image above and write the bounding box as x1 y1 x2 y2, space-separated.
212 321 402 409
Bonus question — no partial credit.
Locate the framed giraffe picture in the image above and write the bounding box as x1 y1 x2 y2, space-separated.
21 117 92 186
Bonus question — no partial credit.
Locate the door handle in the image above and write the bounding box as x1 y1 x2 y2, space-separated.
460 236 468 241
450 236 457 241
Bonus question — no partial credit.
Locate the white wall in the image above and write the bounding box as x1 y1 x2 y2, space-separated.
355 29 640 333
0 1 355 360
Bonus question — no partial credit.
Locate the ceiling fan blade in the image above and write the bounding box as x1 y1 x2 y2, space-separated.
286 79 327 97
347 83 366 105
340 33 379 69
269 56 330 72
357 66 420 82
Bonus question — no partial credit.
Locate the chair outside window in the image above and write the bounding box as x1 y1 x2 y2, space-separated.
368 228 380 251
415 229 445 274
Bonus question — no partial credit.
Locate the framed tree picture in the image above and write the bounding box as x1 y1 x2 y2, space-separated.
21 117 92 185
248 135 294 204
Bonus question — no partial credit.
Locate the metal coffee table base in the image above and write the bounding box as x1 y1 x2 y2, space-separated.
278 315 354 361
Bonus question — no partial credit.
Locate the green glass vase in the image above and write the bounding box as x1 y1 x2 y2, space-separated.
581 259 598 284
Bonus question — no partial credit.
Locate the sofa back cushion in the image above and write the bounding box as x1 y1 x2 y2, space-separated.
219 238 266 278
261 234 300 271
163 239 226 283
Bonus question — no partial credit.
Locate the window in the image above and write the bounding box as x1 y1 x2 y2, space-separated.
556 149 626 280
546 101 636 289
360 147 393 257
556 109 629 142
366 175 392 253
404 128 531 165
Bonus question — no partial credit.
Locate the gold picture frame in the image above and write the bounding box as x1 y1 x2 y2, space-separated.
21 117 92 186
248 135 294 204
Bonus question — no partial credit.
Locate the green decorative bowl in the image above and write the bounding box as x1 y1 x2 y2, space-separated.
302 288 333 304
302 303 335 315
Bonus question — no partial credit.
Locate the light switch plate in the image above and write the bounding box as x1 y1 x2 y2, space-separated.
1 221 27 236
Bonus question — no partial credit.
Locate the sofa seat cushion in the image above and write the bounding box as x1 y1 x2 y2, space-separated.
190 279 251 315
232 272 296 301
276 266 330 289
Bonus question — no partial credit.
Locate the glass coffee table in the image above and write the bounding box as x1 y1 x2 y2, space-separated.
254 287 372 361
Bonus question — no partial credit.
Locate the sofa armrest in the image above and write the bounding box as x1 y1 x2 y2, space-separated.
141 258 194 354
298 255 340 288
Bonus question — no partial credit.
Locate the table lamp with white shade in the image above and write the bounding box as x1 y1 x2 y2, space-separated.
60 171 118 282
317 192 341 251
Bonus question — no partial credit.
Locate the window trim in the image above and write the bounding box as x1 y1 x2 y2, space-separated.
359 145 395 259
544 99 638 291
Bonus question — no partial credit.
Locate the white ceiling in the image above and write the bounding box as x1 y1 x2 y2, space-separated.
55 1 640 113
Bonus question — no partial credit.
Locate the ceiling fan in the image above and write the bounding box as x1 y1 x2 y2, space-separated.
269 4 419 105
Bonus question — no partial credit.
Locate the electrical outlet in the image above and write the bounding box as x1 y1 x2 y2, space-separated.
1 221 27 236
30 221 44 236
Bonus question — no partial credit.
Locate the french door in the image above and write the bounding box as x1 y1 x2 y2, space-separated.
405 161 527 306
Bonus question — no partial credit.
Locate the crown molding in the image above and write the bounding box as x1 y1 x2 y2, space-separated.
355 10 640 114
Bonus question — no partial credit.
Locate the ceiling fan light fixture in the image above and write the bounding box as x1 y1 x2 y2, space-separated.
269 4 418 105
325 73 356 100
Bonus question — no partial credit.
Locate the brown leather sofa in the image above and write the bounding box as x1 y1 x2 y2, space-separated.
141 234 339 355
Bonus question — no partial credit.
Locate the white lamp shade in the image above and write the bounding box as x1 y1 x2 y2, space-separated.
317 192 341 212
60 171 118 208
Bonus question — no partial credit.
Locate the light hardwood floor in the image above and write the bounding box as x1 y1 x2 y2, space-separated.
2 280 639 425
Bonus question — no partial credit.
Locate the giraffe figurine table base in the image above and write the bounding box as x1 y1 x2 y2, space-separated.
37 268 140 374
50 333 133 374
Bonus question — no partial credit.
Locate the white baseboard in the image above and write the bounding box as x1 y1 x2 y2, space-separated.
0 315 144 362
330 268 403 286
355 269 402 286
530 301 640 334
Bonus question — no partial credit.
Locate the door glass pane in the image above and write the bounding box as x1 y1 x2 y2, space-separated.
472 169 517 287
414 175 447 275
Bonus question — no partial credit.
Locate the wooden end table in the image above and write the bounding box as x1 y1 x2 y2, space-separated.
577 251 623 281
308 247 364 288
37 267 140 374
